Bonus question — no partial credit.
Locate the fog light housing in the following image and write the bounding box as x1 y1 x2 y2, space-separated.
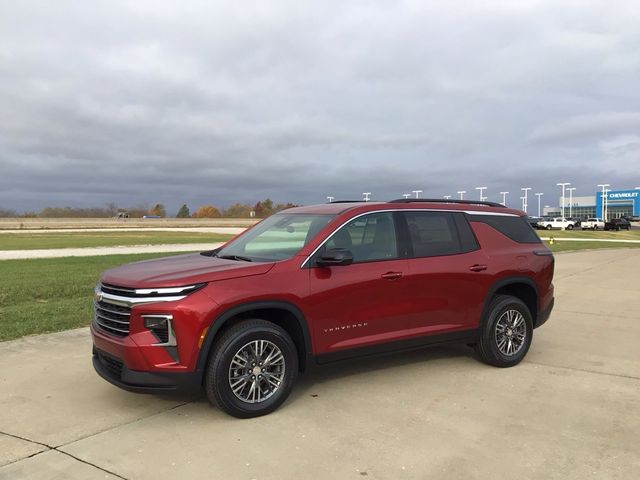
142 314 175 346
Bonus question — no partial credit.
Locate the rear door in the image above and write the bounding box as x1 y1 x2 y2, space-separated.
400 211 489 334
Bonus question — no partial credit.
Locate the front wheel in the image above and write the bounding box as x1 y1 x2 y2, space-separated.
567 224 574 230
546 225 552 230
474 295 533 368
204 319 298 418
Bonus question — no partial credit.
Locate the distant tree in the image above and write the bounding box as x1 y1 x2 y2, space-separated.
0 207 17 217
126 205 148 218
253 201 264 217
274 202 298 213
149 203 167 217
176 204 190 218
224 203 252 218
105 202 119 217
262 198 274 216
193 205 221 218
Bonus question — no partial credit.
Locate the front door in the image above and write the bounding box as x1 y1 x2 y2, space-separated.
306 212 411 357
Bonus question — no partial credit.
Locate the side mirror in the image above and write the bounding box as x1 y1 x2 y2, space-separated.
316 248 354 267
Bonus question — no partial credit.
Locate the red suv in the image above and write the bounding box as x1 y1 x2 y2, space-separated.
92 199 554 418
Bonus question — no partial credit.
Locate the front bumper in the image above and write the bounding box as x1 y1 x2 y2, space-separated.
93 347 201 395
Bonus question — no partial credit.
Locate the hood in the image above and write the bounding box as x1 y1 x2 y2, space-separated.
101 253 275 288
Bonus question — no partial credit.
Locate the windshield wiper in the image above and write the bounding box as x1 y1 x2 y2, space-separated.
218 254 253 262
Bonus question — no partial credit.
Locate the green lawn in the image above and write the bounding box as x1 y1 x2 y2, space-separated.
546 241 640 253
537 229 640 241
0 231 233 250
0 252 189 341
535 228 640 252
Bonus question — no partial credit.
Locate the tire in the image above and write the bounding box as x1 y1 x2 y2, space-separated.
204 319 298 418
567 224 574 230
546 225 552 230
474 295 533 368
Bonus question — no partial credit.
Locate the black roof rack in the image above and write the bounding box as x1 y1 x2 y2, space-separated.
388 198 504 208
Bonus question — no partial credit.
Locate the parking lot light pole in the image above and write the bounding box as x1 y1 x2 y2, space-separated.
475 186 487 201
521 187 531 214
402 193 411 199
597 184 610 220
500 191 509 206
443 195 452 199
457 190 466 200
326 196 334 203
556 182 570 228
412 190 422 199
363 192 372 202
535 193 543 217
567 187 576 218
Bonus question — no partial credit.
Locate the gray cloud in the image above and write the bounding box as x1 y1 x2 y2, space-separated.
1 0 640 214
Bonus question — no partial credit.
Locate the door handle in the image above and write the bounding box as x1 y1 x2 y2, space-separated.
469 264 488 272
381 271 403 280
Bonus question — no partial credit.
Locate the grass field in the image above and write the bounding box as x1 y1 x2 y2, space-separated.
537 228 640 240
0 252 186 341
536 227 640 252
0 231 233 250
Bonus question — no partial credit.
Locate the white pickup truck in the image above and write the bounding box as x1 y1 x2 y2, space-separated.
581 218 604 230
538 217 576 230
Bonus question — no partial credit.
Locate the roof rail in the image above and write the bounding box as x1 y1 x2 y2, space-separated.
388 198 505 208
329 200 367 204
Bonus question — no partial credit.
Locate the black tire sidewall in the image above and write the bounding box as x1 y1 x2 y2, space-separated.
205 321 298 418
481 296 533 367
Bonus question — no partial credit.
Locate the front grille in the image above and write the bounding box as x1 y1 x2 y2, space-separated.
101 283 137 297
94 299 131 337
97 351 123 378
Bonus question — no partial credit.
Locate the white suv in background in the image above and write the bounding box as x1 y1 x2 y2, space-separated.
538 217 576 230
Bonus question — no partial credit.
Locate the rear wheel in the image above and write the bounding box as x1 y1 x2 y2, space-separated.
204 319 298 418
475 295 533 368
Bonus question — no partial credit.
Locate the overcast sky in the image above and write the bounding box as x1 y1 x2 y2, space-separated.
1 0 639 214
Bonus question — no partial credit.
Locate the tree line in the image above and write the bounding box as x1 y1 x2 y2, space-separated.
0 199 298 219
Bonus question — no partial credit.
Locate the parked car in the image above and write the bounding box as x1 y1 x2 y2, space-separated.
622 215 640 222
537 217 576 230
527 216 543 229
91 199 555 418
604 218 631 231
581 218 605 230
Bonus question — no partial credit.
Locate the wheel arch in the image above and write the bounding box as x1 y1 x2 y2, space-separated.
482 277 539 326
196 301 313 376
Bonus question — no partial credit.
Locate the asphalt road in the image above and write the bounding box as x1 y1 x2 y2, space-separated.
1 249 638 479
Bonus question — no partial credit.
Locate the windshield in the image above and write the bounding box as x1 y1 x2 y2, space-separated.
215 213 335 262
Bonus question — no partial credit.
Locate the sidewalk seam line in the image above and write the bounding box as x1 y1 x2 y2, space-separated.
526 361 640 381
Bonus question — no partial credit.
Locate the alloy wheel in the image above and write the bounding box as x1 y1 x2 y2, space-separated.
495 309 527 356
228 340 285 403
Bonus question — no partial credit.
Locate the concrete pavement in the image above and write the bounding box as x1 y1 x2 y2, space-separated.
1 249 639 479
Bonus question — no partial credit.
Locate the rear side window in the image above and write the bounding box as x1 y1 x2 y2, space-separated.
403 212 478 257
472 215 541 244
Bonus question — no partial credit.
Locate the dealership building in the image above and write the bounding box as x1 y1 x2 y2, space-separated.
542 188 640 219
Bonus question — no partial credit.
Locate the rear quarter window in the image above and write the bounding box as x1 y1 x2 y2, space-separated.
472 215 541 244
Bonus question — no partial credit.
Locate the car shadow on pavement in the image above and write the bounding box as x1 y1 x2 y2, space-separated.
290 344 474 398
155 344 476 411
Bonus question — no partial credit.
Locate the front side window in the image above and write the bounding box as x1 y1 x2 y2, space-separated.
323 212 398 263
217 214 335 262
